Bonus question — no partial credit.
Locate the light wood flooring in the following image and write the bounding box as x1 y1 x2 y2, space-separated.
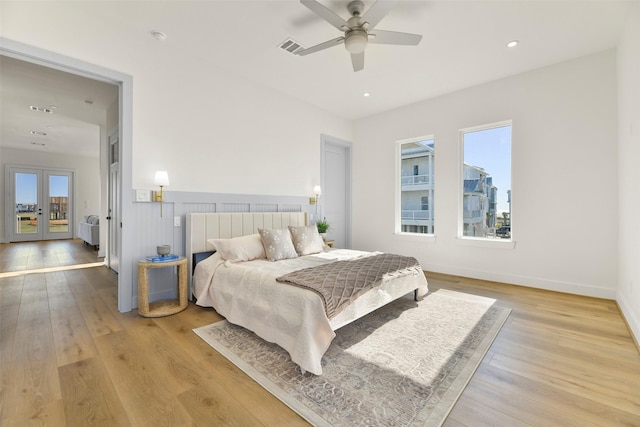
1 239 639 426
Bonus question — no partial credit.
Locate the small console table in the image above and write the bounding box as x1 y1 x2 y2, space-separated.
137 256 188 317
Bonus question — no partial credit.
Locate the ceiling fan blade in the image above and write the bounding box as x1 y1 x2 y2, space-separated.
300 0 349 31
296 36 345 56
360 0 398 30
351 52 364 72
369 29 422 46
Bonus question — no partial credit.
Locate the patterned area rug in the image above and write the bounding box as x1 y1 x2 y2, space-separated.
194 289 511 426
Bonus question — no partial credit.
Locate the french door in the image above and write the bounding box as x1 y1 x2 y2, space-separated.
9 166 74 242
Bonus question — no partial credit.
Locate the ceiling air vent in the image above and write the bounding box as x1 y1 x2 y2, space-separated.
278 38 304 55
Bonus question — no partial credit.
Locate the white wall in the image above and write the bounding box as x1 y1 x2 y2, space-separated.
0 1 352 198
129 53 352 196
1 2 352 311
353 50 619 299
617 3 640 343
1 147 100 239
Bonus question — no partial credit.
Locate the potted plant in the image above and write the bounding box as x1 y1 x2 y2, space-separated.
316 218 329 240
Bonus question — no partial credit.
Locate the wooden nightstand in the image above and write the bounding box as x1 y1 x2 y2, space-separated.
137 256 188 317
324 240 335 248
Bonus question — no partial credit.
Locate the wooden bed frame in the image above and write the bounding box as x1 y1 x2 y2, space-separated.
186 211 429 374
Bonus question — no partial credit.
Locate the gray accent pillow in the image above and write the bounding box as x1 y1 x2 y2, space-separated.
258 228 298 261
288 225 324 256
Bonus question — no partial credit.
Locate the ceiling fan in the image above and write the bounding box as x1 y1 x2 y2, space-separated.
295 0 422 72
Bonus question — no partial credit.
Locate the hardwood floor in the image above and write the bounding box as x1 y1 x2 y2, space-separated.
1 239 639 426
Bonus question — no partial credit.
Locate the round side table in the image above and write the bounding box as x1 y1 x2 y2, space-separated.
137 256 188 317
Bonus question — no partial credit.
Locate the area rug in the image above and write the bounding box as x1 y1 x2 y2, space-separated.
193 289 511 426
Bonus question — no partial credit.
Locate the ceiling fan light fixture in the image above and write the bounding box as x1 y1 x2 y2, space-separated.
345 31 368 54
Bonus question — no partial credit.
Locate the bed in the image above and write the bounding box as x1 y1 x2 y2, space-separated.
187 212 429 375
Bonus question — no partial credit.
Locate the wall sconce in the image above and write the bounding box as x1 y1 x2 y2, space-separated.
310 185 321 215
153 170 170 217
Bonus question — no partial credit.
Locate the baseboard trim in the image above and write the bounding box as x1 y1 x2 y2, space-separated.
617 296 640 355
423 263 617 300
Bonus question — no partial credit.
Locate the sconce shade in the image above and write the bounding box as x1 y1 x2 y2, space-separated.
154 171 170 186
313 185 321 196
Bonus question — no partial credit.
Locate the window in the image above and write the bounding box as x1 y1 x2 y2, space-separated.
461 122 511 239
398 137 435 234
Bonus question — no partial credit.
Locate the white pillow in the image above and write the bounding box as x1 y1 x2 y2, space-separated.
207 234 265 263
258 228 298 261
288 225 324 255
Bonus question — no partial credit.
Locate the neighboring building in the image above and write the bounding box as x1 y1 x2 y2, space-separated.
16 203 36 213
401 142 434 234
401 144 498 236
462 164 498 237
49 196 68 220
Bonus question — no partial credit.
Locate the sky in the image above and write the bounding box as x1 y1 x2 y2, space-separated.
15 173 69 204
463 125 512 213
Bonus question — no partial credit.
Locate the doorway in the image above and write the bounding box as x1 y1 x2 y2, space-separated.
321 134 352 249
8 166 74 242
1 37 134 313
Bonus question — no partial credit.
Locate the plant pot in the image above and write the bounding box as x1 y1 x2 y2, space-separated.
319 233 327 241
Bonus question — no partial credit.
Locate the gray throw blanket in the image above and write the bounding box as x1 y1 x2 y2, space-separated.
276 253 422 319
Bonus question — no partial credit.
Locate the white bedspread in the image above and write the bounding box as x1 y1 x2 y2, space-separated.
194 249 428 375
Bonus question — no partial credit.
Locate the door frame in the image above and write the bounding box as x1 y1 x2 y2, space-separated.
1 37 135 313
320 134 353 249
108 129 120 273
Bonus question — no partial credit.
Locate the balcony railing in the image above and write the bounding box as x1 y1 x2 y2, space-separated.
401 174 431 186
402 210 432 220
463 210 484 222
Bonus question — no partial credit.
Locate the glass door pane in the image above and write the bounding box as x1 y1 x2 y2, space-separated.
15 172 39 235
48 174 69 233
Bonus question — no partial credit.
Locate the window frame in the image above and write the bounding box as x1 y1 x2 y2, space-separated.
458 120 514 245
395 135 436 240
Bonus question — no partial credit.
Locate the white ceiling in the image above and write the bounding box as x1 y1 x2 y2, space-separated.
0 0 632 156
0 55 118 157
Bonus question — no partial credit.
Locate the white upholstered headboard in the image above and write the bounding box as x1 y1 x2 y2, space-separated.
186 212 308 295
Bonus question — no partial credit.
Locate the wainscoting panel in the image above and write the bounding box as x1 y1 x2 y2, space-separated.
130 190 315 307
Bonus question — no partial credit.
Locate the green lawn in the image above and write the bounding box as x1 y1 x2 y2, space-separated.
17 214 69 234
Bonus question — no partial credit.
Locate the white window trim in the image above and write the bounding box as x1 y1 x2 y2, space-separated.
458 120 513 245
396 232 437 243
395 135 435 237
456 236 515 249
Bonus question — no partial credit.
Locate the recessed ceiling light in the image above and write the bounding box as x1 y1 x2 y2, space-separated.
29 105 54 113
151 30 167 41
363 92 371 97
506 40 519 48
